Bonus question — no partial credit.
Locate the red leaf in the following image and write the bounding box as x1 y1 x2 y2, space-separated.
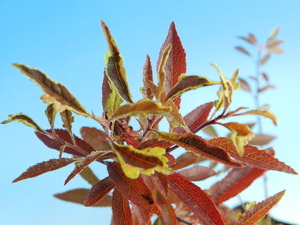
80 126 111 151
65 151 105 185
35 129 95 157
168 173 225 225
13 158 75 182
157 22 186 108
240 190 285 225
107 162 162 216
112 189 133 225
142 55 154 99
178 165 216 181
54 188 112 207
150 172 169 197
84 177 115 206
171 152 200 170
173 102 214 133
131 203 151 225
211 166 265 204
208 137 298 174
157 132 243 168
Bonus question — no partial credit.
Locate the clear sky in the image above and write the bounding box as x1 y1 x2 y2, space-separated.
1 1 300 224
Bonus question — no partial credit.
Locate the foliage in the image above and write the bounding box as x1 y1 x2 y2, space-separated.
2 21 297 225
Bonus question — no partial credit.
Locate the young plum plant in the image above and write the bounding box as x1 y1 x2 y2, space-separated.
2 21 297 225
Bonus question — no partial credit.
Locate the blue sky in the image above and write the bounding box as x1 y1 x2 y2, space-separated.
1 1 300 224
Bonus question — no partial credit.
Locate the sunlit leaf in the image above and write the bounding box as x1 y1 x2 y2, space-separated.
165 75 219 104
221 122 254 156
233 108 277 126
13 158 75 182
54 188 111 207
156 131 243 167
211 166 265 204
45 104 57 128
157 22 186 108
208 137 298 174
60 110 74 135
80 127 111 151
240 190 285 225
112 142 172 179
12 63 89 116
65 151 106 185
235 46 251 56
111 99 171 120
142 55 154 99
178 165 216 181
168 173 225 225
249 134 276 146
107 162 162 216
1 113 44 133
101 21 133 103
112 188 133 225
84 177 115 206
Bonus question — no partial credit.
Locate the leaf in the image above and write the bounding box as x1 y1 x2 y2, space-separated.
210 166 265 204
84 177 115 206
165 75 218 104
258 84 275 93
112 188 133 225
249 134 276 146
142 55 154 99
65 151 106 185
107 162 162 216
54 188 112 207
80 127 111 151
221 122 254 156
267 46 284 54
101 21 133 103
168 173 225 225
262 72 269 82
79 166 100 186
156 131 243 168
207 137 298 174
233 108 277 126
157 22 186 108
150 172 169 198
203 126 218 138
238 34 257 45
269 26 280 40
12 63 89 116
60 110 74 135
260 54 270 65
238 78 251 92
1 113 44 133
235 46 251 56
240 190 285 225
178 165 216 181
171 152 201 170
112 142 172 179
111 99 171 120
13 158 75 182
35 129 96 157
132 203 152 225
45 104 57 128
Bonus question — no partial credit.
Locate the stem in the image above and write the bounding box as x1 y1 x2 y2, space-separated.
255 49 263 134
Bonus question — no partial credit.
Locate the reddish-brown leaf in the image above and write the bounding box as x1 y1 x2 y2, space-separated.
157 22 186 108
13 158 75 182
156 132 243 168
168 173 225 225
112 188 133 225
210 166 265 204
235 46 251 56
131 203 151 225
36 129 95 157
54 188 112 207
159 203 177 225
102 71 112 110
65 151 105 185
240 190 285 225
80 126 111 151
84 177 115 206
107 162 162 216
172 152 201 170
174 102 214 133
178 165 216 181
142 55 154 99
150 172 169 197
208 137 298 174
249 134 276 146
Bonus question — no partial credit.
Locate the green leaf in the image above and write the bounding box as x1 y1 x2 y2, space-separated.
111 99 171 120
165 75 219 104
1 113 44 133
101 21 133 103
260 54 270 65
54 188 112 207
12 63 89 116
79 166 100 186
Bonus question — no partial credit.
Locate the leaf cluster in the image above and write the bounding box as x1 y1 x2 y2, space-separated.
2 21 297 225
